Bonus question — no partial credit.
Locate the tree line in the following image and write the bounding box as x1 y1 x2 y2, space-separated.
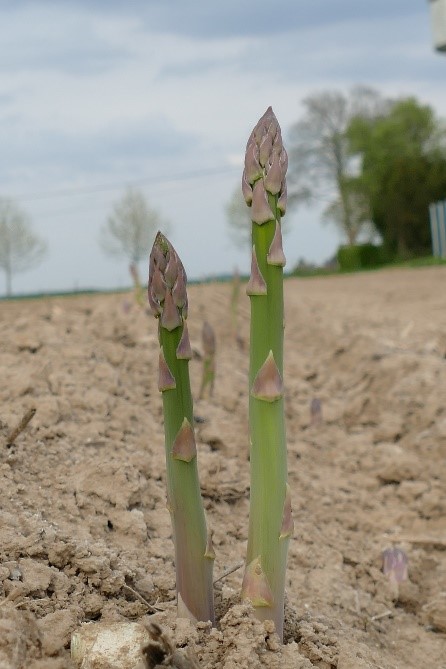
2 88 446 294
287 86 446 257
227 87 446 260
0 189 169 296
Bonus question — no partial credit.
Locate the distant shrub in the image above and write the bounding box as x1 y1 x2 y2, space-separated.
337 244 386 271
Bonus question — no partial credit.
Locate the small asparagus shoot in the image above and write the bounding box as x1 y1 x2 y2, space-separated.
230 267 244 350
241 107 292 641
199 321 216 399
148 232 215 624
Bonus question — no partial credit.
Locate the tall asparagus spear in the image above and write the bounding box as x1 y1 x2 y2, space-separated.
241 107 293 641
148 232 215 624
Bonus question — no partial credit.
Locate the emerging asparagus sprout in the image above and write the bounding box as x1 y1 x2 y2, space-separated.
199 321 216 399
310 397 323 427
241 107 292 641
382 547 408 584
148 232 215 624
230 267 244 350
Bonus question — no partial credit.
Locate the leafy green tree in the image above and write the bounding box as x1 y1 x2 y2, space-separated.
348 97 446 256
0 197 47 296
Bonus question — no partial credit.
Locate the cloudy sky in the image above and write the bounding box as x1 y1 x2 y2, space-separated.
1 0 445 294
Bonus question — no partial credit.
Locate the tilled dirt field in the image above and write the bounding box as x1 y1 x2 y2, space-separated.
1 266 445 668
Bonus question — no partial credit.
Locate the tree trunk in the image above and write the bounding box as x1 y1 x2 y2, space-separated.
6 268 12 297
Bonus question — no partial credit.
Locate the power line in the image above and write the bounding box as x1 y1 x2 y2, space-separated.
14 165 240 204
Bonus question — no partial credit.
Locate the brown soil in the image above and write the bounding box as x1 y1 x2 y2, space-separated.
1 266 446 669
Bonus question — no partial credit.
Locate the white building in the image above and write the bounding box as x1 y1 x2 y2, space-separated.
429 0 446 51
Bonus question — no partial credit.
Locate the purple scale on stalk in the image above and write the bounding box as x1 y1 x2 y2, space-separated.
151 266 166 302
158 348 176 391
259 133 273 167
246 246 267 296
277 182 287 216
264 152 283 195
251 351 283 402
244 141 262 184
251 179 274 225
176 322 193 360
267 221 286 267
161 290 182 331
172 418 197 462
241 557 274 607
242 170 253 206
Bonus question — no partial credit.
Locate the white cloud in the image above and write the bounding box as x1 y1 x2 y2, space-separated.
0 0 445 294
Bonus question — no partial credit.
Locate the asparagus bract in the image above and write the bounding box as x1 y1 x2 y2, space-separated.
241 107 293 641
148 232 215 624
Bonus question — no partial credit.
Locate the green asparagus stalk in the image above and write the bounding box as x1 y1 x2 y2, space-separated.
148 232 215 624
199 321 216 399
241 107 293 641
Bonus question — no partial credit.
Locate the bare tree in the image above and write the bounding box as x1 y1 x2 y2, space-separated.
225 184 290 249
288 86 388 244
0 197 47 296
322 181 377 245
225 185 252 248
100 188 170 265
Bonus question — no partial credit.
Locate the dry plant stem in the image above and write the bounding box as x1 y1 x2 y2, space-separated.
241 108 292 641
6 407 36 446
148 233 214 624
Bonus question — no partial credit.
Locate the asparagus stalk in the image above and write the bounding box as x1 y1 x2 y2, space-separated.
199 320 216 399
241 107 293 641
148 232 215 624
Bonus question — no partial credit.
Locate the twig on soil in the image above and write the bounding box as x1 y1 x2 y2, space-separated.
213 561 244 585
370 610 393 622
5 407 36 446
0 588 24 607
348 592 393 625
122 584 165 613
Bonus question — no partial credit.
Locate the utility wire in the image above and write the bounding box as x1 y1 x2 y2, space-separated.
14 165 239 203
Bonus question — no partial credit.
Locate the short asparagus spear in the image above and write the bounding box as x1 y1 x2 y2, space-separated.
148 232 215 624
199 321 216 399
241 107 293 641
230 267 244 349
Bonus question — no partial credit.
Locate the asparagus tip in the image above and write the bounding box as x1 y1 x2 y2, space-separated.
148 232 188 330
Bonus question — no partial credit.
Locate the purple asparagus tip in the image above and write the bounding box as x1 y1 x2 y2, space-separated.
382 547 408 583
